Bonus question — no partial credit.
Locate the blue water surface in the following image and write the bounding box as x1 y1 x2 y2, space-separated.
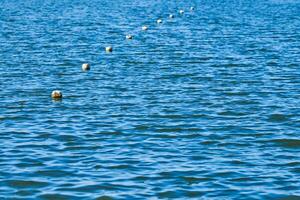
1 0 300 199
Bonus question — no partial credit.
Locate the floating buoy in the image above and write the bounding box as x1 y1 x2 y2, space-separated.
106 46 113 52
82 63 90 71
126 35 133 40
51 90 62 99
157 19 162 24
190 7 195 11
169 14 174 18
142 26 148 31
179 10 184 14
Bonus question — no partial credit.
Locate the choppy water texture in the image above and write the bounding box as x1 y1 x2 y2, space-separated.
1 0 300 199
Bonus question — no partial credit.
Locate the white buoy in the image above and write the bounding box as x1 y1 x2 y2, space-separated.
190 7 195 11
126 35 133 40
169 14 174 18
142 26 148 31
82 63 90 71
157 19 163 24
179 10 184 14
51 90 62 99
105 46 113 52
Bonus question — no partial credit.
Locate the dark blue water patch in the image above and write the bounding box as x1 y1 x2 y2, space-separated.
95 196 114 200
276 195 300 200
37 193 83 200
268 113 290 122
6 180 49 189
271 139 300 148
291 168 300 174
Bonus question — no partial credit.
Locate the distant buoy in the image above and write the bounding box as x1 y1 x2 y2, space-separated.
82 63 90 71
126 35 133 40
106 46 113 52
51 90 62 99
142 26 148 31
169 14 174 18
157 19 163 24
179 10 184 14
190 7 195 11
